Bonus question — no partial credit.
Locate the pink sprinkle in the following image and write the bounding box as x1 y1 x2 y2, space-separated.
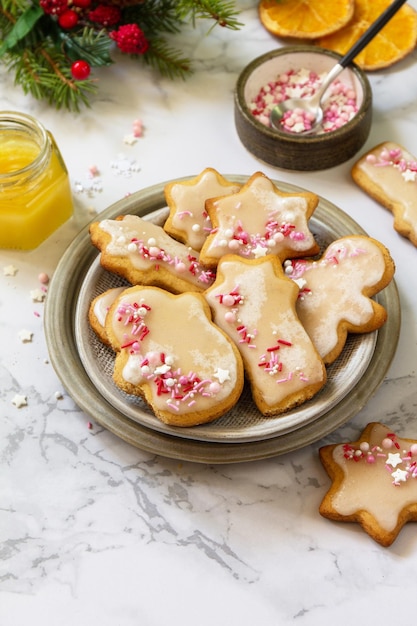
133 119 143 137
38 272 49 284
88 165 99 177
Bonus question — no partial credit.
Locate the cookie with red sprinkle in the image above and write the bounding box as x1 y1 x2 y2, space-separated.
319 422 417 547
284 235 395 364
352 142 417 247
104 285 244 427
204 254 326 416
90 214 215 294
199 172 319 268
164 168 241 252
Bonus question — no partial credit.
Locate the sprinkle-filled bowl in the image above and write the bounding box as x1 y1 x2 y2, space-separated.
234 46 372 171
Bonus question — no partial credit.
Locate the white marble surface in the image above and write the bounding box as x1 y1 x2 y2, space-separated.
2 2 417 623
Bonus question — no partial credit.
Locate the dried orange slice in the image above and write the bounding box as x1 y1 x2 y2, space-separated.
258 0 355 39
317 0 417 70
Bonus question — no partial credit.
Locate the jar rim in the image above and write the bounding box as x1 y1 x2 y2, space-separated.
0 110 50 182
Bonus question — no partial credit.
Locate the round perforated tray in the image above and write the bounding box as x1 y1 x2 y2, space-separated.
45 177 400 462
74 207 377 443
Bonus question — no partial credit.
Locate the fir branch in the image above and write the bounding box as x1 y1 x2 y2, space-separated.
143 38 191 79
0 0 242 111
124 0 184 36
59 27 113 67
6 44 96 111
176 0 243 30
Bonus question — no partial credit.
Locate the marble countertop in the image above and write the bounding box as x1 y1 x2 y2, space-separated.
2 2 417 623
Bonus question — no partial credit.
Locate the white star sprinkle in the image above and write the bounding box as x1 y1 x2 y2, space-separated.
386 452 402 468
30 288 46 302
402 169 416 182
123 134 138 145
392 468 408 484
252 244 268 258
213 368 230 384
18 329 33 343
12 394 27 408
3 264 18 276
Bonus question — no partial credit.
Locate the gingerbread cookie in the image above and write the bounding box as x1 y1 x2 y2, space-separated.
284 235 395 364
319 423 417 547
352 142 417 247
164 168 241 251
199 172 319 267
204 254 326 416
104 285 244 427
90 215 215 293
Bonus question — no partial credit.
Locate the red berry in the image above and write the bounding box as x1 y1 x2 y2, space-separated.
71 60 91 80
109 24 149 55
40 0 68 15
58 9 79 28
88 5 121 26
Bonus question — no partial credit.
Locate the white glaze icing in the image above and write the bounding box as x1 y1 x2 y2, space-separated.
285 236 389 360
356 142 417 242
98 215 215 290
93 287 125 327
332 423 417 532
109 287 242 416
200 173 318 263
165 169 241 251
204 255 326 413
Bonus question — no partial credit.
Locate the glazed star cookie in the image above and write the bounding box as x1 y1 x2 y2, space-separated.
352 142 417 247
284 235 395 364
199 172 320 267
319 423 417 547
90 215 215 293
204 254 326 416
104 285 244 427
164 168 241 251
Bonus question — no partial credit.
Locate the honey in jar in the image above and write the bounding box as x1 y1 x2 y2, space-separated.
0 111 74 250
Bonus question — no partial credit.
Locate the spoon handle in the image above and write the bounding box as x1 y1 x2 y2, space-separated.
339 0 408 68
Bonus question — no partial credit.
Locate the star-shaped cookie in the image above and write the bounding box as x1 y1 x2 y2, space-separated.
319 422 417 547
164 168 241 251
199 172 319 267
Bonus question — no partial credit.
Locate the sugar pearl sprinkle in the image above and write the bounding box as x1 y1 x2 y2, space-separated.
343 432 417 486
117 298 228 410
367 146 417 182
250 68 358 134
128 236 215 286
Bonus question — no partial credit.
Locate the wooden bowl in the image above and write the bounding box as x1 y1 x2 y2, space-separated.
234 46 372 171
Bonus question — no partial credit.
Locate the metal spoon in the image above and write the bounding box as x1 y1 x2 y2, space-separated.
270 0 408 134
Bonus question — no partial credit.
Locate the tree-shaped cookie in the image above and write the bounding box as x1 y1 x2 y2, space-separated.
204 254 326 416
105 285 244 426
199 172 319 267
319 422 417 547
284 235 395 364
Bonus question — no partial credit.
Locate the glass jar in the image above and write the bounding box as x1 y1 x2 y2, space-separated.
0 111 74 250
